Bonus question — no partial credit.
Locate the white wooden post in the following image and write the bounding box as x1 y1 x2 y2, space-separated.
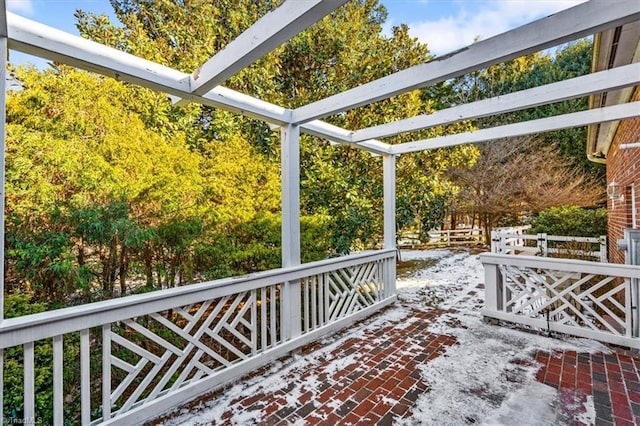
633 277 640 338
0 34 6 425
490 230 499 253
626 279 633 337
53 335 63 425
281 124 301 339
102 324 111 421
80 329 91 425
24 342 34 422
383 154 396 297
483 262 502 312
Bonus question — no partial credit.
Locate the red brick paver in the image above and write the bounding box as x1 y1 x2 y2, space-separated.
215 306 456 425
536 348 640 425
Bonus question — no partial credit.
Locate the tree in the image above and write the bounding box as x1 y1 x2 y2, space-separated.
531 205 607 238
75 0 477 253
437 40 604 237
446 40 600 178
5 65 206 304
447 137 604 243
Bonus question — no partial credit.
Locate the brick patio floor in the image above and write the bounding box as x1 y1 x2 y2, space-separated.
160 255 640 425
162 302 640 425
170 304 459 426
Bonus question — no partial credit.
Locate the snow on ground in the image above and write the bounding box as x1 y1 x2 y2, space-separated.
395 249 607 425
163 249 608 425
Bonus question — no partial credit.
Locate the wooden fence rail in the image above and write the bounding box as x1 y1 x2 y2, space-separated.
398 228 484 248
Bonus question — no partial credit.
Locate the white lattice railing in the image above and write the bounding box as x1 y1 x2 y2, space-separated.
481 253 640 349
0 249 396 425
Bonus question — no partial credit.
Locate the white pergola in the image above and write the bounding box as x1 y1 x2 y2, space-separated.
0 0 638 319
0 1 640 423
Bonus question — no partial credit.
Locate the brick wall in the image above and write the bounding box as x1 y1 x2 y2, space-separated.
607 86 640 264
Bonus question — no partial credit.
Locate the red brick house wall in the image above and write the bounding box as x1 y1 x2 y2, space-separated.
607 86 640 264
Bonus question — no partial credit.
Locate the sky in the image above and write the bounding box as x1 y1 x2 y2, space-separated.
6 0 588 65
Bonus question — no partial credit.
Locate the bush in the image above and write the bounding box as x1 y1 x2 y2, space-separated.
531 205 606 237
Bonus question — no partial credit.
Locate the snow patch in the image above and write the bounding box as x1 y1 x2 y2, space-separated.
396 249 608 425
399 249 452 261
481 382 559 425
577 394 596 424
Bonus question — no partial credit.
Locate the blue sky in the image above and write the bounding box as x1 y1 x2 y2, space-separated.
7 0 587 65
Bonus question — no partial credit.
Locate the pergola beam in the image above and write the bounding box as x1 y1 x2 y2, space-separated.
352 62 640 143
291 0 640 125
7 12 294 125
179 88 292 125
300 120 391 154
392 102 640 154
7 12 190 95
191 0 347 96
7 13 392 154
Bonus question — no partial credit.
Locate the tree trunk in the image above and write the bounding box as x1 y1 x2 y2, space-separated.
482 214 494 245
144 244 154 289
119 245 127 296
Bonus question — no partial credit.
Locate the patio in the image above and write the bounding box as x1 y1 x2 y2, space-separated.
156 250 640 425
1 1 640 424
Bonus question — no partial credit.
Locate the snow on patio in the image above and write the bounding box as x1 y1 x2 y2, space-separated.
157 249 638 425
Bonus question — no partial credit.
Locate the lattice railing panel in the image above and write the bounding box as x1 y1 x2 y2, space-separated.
105 285 282 416
500 265 628 336
0 250 396 425
302 259 384 333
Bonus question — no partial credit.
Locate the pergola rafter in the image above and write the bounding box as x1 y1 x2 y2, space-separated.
392 102 640 154
8 10 391 154
290 0 640 125
352 62 640 143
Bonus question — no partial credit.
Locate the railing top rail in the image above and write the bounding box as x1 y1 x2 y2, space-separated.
496 233 604 243
542 235 604 243
499 233 538 240
0 249 395 348
480 253 640 278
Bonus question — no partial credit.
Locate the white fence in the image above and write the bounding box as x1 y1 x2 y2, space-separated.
0 249 397 425
398 228 483 247
491 231 607 262
481 253 640 349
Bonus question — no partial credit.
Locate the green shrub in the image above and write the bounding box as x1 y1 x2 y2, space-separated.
531 205 606 237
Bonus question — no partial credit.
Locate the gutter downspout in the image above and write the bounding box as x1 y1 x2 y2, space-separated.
587 32 607 164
